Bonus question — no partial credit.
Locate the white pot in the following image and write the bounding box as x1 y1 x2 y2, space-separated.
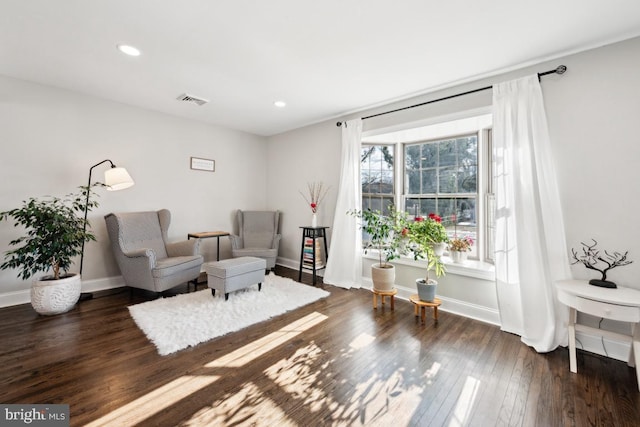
431 242 446 256
450 250 468 264
416 278 437 302
371 263 395 291
31 273 81 315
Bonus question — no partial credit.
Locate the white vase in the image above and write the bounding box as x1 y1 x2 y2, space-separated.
431 242 446 256
371 263 395 291
451 250 468 264
31 273 81 315
311 213 317 227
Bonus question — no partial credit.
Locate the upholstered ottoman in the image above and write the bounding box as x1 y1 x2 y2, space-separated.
205 256 266 300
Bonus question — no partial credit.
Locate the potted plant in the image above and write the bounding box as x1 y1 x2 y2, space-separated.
0 186 99 315
407 213 447 301
349 208 407 291
414 213 449 255
449 235 474 264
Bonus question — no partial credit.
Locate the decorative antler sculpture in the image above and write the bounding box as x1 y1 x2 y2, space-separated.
570 239 633 288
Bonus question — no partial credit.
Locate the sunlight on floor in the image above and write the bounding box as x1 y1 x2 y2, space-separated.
86 311 328 426
264 339 429 426
85 375 220 427
206 311 328 368
185 381 297 426
265 342 327 412
349 332 376 350
449 376 481 427
424 361 441 384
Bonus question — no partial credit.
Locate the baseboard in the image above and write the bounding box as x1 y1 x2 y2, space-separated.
0 276 126 308
276 257 324 277
574 331 631 363
5 264 629 363
360 276 501 326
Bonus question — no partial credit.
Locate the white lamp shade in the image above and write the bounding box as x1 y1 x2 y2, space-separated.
104 167 135 191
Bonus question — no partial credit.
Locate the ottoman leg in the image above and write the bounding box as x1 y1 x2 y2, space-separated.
259 283 262 291
225 293 229 301
211 289 216 297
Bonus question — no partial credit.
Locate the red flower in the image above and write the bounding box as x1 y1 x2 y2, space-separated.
428 213 442 223
401 227 409 236
415 216 424 222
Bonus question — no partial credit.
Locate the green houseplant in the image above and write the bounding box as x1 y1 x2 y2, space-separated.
0 186 99 314
349 208 407 291
407 213 447 301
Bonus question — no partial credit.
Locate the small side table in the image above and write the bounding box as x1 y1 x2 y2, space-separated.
410 294 442 323
298 226 329 285
556 279 640 391
187 231 230 261
372 288 397 310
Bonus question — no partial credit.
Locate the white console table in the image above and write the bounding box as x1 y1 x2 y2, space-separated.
556 279 640 390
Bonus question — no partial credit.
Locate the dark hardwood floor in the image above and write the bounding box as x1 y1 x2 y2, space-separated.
1 266 638 426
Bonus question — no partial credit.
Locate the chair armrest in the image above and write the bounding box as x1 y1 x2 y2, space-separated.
229 235 242 250
166 239 200 257
272 234 282 250
122 248 156 268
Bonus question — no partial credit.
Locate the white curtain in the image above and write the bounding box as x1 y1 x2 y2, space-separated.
323 119 363 289
493 75 571 352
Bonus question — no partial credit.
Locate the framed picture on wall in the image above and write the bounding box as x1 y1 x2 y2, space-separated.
190 157 215 172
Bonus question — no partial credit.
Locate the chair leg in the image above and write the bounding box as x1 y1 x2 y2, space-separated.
258 283 262 291
225 293 229 301
211 288 216 297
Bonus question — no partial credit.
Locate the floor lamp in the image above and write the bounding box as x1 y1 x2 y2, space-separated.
79 159 134 300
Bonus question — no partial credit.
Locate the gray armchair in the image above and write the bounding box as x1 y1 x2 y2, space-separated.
229 210 281 270
104 209 203 293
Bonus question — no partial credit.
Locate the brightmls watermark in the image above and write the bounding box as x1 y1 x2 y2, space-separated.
1 404 69 426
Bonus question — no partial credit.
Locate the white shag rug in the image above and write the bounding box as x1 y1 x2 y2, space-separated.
128 273 329 355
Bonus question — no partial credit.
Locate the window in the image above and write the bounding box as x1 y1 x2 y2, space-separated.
404 134 479 257
361 112 493 263
361 144 394 215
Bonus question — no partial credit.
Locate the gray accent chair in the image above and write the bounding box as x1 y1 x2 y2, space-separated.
104 209 203 293
229 210 281 270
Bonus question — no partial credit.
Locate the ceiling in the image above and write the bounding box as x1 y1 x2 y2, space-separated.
2 1 640 137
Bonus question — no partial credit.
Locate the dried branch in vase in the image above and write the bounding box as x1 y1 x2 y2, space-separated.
299 182 330 213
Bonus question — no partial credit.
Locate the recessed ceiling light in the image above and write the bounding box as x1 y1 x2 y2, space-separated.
117 44 141 57
273 100 287 108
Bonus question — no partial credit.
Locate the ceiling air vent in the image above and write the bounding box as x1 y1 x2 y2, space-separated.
176 93 209 106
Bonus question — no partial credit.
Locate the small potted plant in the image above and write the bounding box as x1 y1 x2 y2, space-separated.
407 213 447 301
413 213 449 255
349 207 407 291
449 235 474 263
0 186 99 315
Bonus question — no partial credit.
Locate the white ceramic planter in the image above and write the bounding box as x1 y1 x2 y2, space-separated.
31 273 81 315
371 264 395 291
450 250 468 264
431 242 446 256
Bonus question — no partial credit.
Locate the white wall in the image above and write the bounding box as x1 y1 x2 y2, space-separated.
0 75 267 300
2 34 640 323
267 36 640 315
266 121 342 265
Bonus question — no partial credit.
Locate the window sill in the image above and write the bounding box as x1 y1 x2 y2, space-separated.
362 251 496 281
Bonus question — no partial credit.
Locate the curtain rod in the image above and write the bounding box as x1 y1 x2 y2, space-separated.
336 65 567 127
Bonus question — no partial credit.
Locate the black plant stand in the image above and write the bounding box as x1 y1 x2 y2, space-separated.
298 226 329 285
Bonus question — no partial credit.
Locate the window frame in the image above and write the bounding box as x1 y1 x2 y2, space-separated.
361 111 494 264
360 143 396 216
